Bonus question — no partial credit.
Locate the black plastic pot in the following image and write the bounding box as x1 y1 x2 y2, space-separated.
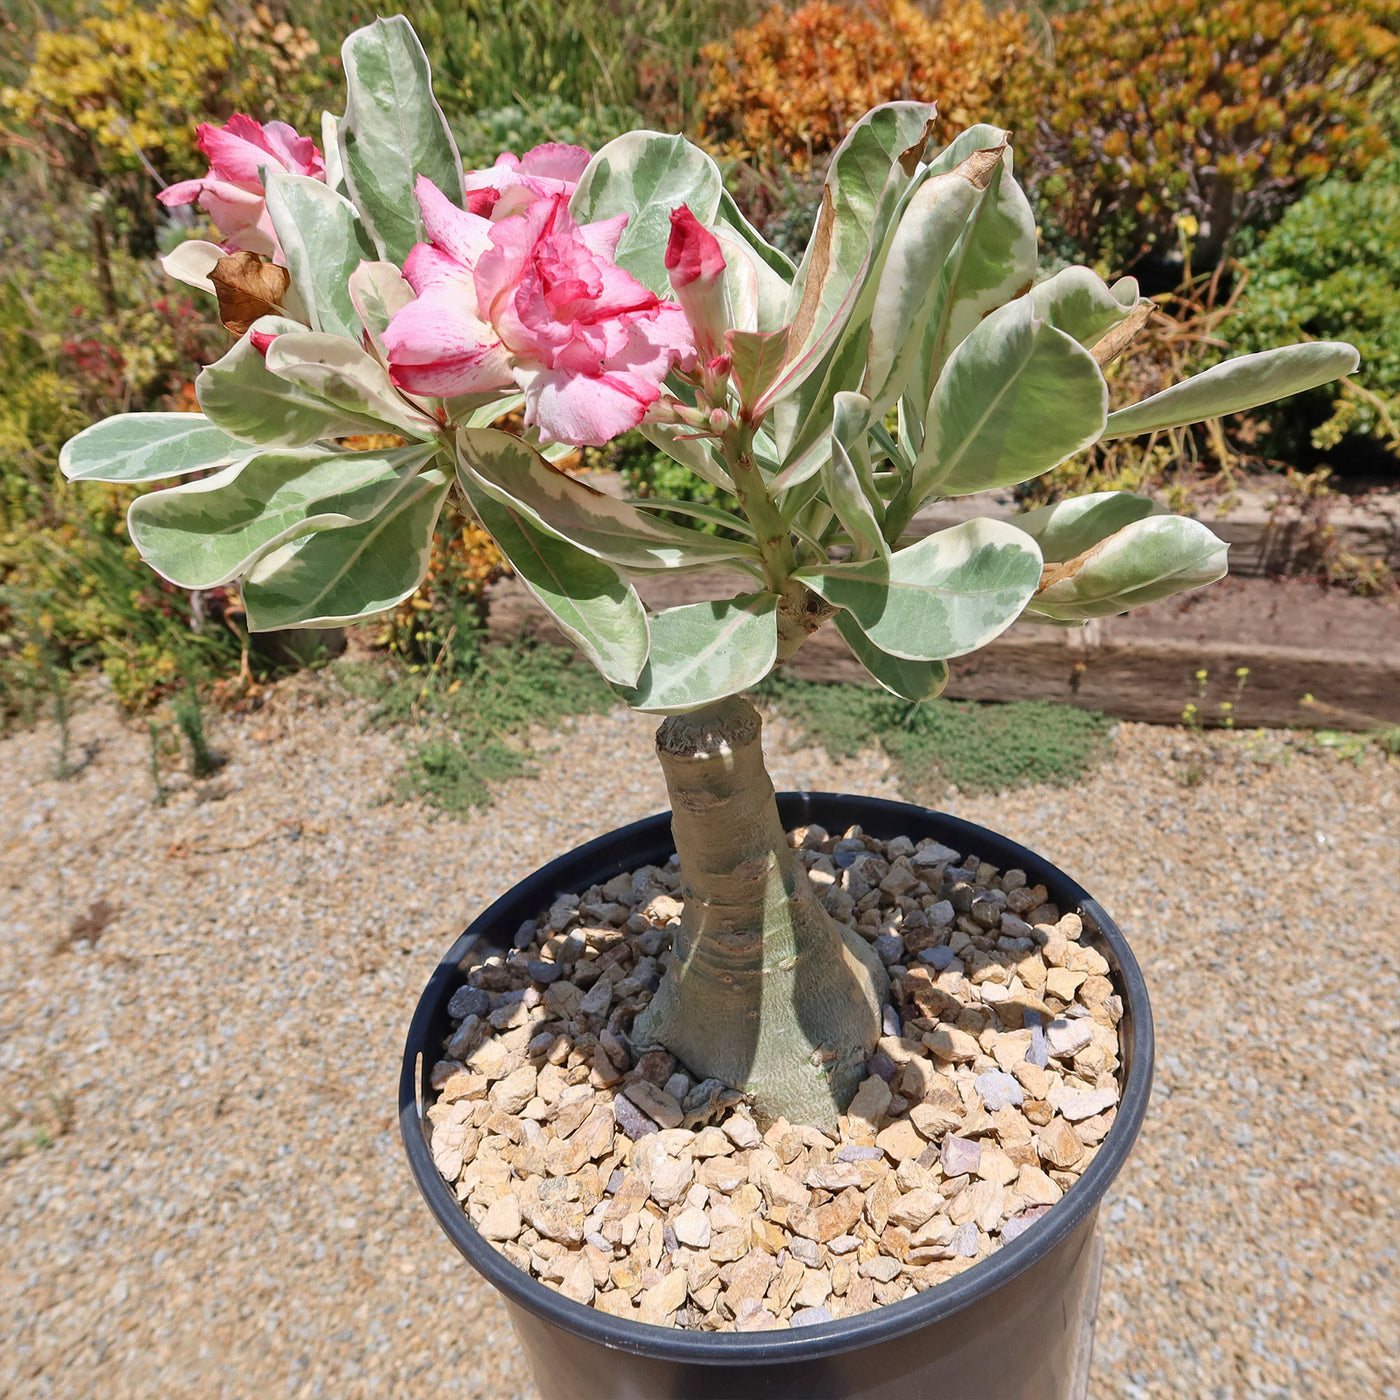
400 793 1153 1400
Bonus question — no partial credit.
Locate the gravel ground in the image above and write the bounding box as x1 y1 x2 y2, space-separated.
1 673 1396 1400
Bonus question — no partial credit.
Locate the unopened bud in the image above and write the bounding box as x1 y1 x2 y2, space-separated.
665 205 729 359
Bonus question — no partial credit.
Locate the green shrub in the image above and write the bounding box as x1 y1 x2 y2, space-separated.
1223 150 1400 457
304 0 755 128
760 674 1111 797
1007 0 1400 272
452 98 644 174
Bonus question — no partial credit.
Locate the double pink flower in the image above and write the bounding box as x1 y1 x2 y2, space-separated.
384 177 697 447
158 115 324 262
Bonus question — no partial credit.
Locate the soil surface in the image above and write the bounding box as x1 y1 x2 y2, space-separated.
1 673 1396 1400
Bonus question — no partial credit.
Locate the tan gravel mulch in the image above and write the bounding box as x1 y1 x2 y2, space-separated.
1 674 1396 1399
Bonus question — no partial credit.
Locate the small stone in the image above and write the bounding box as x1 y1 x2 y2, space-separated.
806 1162 863 1191
861 1256 903 1283
1045 1018 1094 1059
613 1094 658 1141
673 1207 711 1249
974 1070 1024 1112
525 959 560 985
910 1098 963 1139
1038 1118 1085 1169
791 1306 835 1327
448 986 491 1021
913 842 961 867
874 934 906 964
866 1050 899 1083
923 1025 979 1064
974 1146 1018 1186
1026 1023 1049 1069
577 979 613 1020
941 1135 982 1178
490 1064 538 1115
479 1193 522 1242
639 1268 688 1324
722 1115 763 1150
835 1143 884 1163
1045 966 1087 1002
882 1005 902 1037
663 1073 691 1104
791 1186 864 1244
826 1233 861 1255
560 1252 595 1305
951 1222 979 1257
846 1075 893 1140
889 1188 942 1229
875 1119 926 1163
1048 1083 1118 1121
624 1080 685 1129
522 1191 584 1246
1016 1165 1062 1206
735 1306 778 1332
590 1044 623 1088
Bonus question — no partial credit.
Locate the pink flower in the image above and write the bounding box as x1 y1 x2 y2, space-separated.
384 178 695 447
462 142 592 222
665 205 729 361
158 115 325 262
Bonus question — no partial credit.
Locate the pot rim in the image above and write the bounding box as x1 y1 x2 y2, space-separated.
399 792 1153 1365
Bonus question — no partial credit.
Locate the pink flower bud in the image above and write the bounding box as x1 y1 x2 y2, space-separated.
249 329 278 356
665 205 728 358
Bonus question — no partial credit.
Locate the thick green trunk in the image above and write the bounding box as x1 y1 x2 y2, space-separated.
631 696 888 1129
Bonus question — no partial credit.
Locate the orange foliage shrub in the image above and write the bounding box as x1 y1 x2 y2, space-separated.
1006 0 1400 270
698 0 1034 173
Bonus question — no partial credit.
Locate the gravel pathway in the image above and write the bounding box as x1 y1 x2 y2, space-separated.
1 673 1395 1399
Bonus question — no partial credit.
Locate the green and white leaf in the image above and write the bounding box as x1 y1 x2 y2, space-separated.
834 611 949 701
861 148 997 419
1029 514 1229 622
1102 342 1361 439
823 391 886 561
799 518 1043 661
910 297 1107 506
160 239 224 295
909 131 1037 419
569 132 723 297
713 227 790 334
1028 267 1139 349
339 16 463 264
60 413 253 483
716 186 796 280
458 475 650 686
241 465 450 629
618 593 778 714
456 428 757 572
264 332 439 439
127 441 437 588
263 172 373 340
1009 491 1163 563
763 103 937 430
629 497 755 536
348 260 415 356
196 318 391 447
320 111 347 197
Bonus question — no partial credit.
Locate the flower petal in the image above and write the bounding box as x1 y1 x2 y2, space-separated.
415 177 494 267
384 290 513 398
515 364 658 446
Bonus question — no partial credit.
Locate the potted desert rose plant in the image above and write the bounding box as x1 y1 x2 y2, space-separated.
59 17 1359 1399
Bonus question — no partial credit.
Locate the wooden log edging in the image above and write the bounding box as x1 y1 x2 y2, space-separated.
485 572 1400 732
